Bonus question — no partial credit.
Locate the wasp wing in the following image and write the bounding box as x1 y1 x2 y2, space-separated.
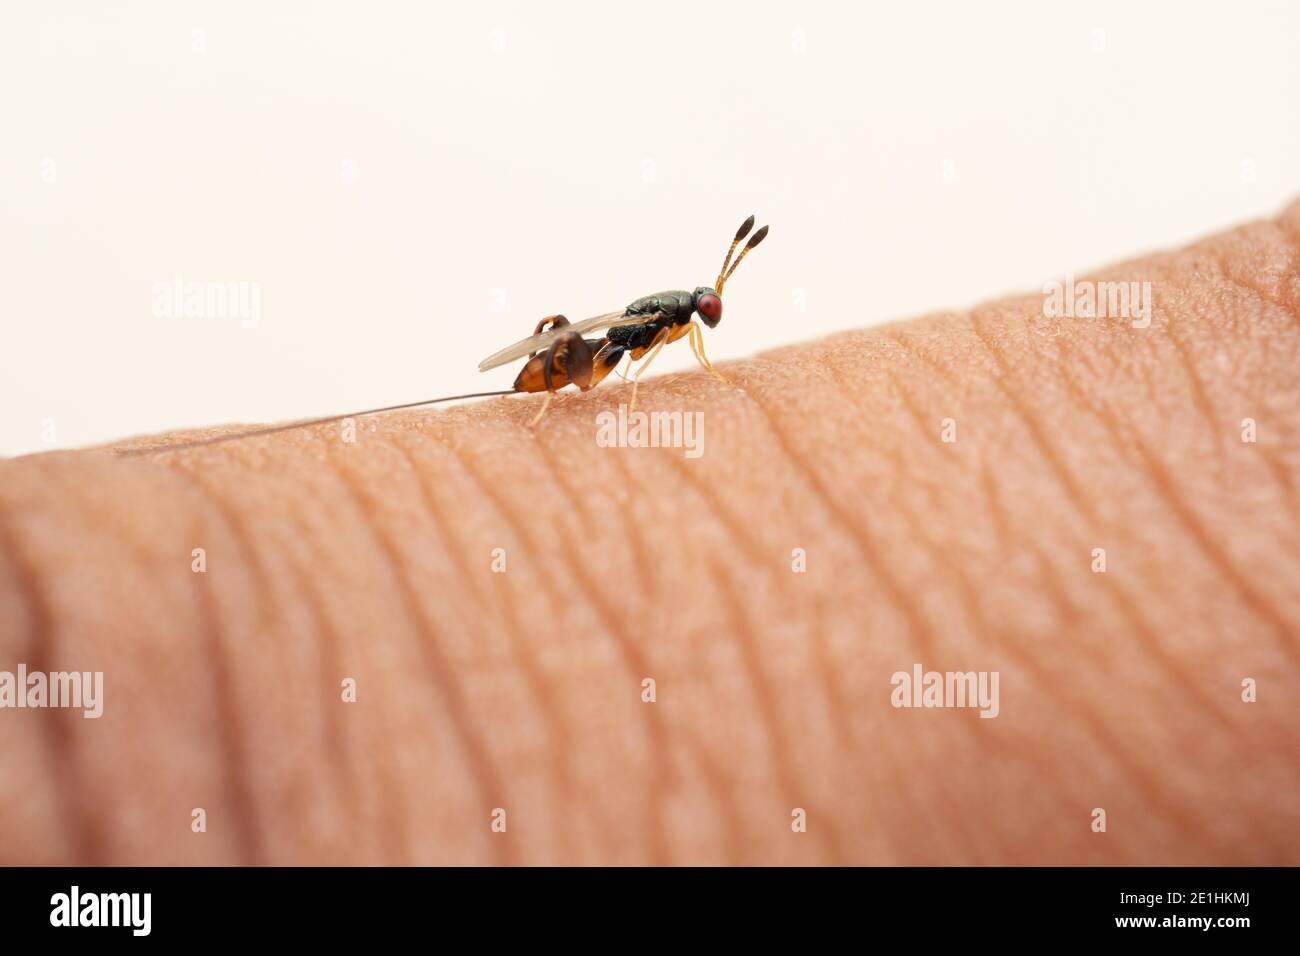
477 310 658 372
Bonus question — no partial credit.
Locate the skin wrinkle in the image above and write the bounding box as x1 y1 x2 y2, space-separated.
178 452 377 857
921 462 1243 857
624 401 856 861
806 600 855 757
1274 216 1300 315
322 442 509 866
1257 446 1300 541
0 458 217 867
971 477 1147 832
707 561 846 866
0 531 72 865
608 451 663 600
982 248 1300 853
1041 340 1254 737
276 493 363 852
281 448 431 865
1055 339 1298 744
972 461 1250 862
1199 250 1300 552
1049 335 1148 467
4 203 1300 864
729 355 948 669
733 340 1086 863
821 332 975 534
966 308 1105 529
854 650 948 863
722 356 982 863
978 461 1021 577
878 304 1274 858
0 504 90 864
525 433 674 866
186 563 262 865
423 429 627 864
605 411 790 858
675 725 747 865
1166 324 1228 463
32 463 158 574
876 367 966 509
597 429 775 863
878 323 965 390
868 457 1038 862
644 394 820 639
392 437 580 863
71 452 268 864
657 427 777 569
57 453 264 866
611 426 790 858
297 444 428 865
1205 229 1292 318
973 462 1124 852
165 466 271 865
599 436 753 861
1129 436 1300 672
883 368 942 445
955 318 1279 857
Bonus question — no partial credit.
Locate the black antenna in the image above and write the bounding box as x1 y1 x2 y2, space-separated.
716 214 756 290
721 224 769 288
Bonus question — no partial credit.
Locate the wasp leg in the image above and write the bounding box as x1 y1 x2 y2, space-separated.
528 392 553 428
528 315 570 358
528 330 594 428
533 314 569 336
589 341 627 387
627 327 670 415
689 321 730 384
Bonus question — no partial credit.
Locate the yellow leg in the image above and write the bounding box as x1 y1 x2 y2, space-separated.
627 332 669 415
528 391 553 428
690 321 730 384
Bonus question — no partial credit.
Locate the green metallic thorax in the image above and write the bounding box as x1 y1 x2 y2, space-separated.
625 289 698 325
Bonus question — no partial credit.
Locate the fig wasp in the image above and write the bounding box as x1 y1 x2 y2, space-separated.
118 215 768 455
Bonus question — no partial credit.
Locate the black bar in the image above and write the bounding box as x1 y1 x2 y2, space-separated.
0 866 1288 943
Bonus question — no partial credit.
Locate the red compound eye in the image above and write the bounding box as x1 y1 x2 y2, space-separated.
698 294 722 322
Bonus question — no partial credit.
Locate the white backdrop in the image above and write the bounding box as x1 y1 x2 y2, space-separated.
3 0 1298 455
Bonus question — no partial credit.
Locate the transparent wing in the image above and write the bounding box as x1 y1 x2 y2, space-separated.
478 311 657 372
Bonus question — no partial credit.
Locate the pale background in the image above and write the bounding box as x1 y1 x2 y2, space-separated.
3 0 1298 456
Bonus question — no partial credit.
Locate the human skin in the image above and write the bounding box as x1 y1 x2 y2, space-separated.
1 201 1298 866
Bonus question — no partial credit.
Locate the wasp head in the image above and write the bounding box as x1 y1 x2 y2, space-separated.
693 286 723 328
